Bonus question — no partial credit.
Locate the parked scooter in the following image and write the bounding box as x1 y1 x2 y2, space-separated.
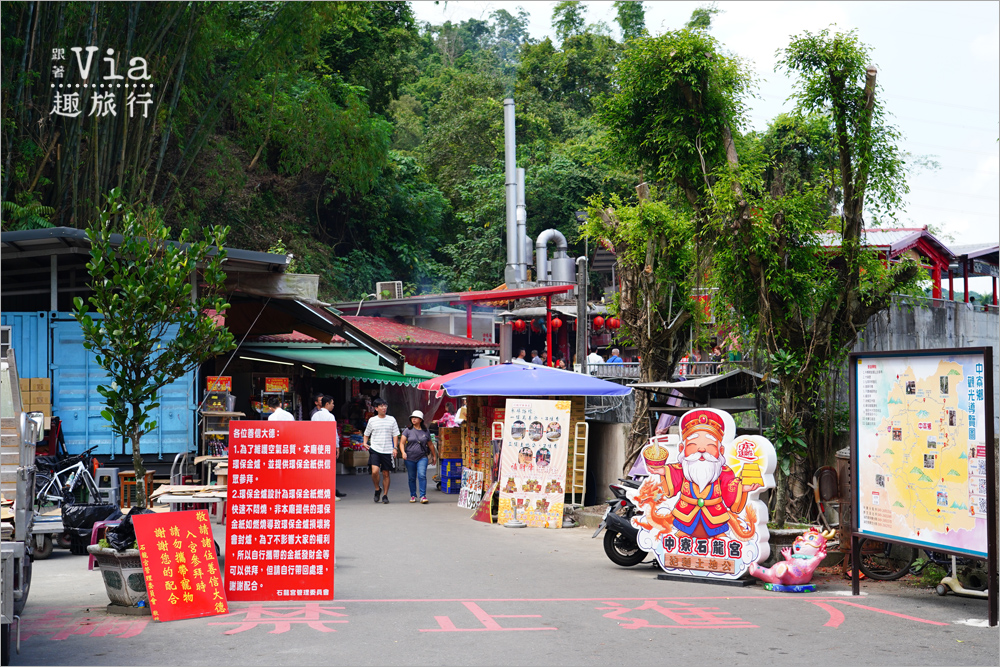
592 478 648 567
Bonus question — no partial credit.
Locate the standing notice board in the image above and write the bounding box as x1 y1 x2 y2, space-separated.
850 347 996 625
134 510 228 622
226 421 337 601
497 399 570 528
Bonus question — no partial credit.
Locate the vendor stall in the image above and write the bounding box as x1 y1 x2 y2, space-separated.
417 363 631 524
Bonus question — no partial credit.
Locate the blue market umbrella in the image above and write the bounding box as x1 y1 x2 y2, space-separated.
417 362 632 397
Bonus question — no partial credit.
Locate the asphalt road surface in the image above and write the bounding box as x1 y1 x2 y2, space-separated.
12 472 998 666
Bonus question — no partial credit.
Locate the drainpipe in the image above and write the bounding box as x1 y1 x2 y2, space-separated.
504 98 518 286
546 294 553 367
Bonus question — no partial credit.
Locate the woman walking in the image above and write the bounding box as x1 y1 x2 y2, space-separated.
399 410 437 504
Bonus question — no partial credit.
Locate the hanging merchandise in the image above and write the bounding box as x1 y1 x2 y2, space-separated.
531 318 546 334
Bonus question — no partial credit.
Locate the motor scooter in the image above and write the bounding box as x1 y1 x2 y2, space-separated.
592 478 649 567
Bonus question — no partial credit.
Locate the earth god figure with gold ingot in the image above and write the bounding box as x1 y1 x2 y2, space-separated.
632 409 777 580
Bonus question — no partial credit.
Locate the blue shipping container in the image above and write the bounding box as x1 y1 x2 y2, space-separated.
3 311 195 459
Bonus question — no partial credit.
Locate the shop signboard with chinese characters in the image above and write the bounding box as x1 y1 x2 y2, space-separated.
206 376 232 392
134 510 228 622
497 399 570 528
631 409 776 580
264 377 290 393
226 422 337 601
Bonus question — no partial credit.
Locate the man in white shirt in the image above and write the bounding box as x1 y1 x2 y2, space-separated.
363 398 399 504
266 396 294 421
311 395 345 499
586 347 604 366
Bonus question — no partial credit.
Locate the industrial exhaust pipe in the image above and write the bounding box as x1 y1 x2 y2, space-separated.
504 98 518 286
516 167 527 283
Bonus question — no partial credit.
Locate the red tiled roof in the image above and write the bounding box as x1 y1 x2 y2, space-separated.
247 317 496 349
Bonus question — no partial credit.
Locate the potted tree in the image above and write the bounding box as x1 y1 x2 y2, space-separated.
78 190 235 610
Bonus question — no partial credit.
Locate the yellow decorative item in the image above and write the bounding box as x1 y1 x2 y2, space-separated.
642 442 669 468
740 461 764 486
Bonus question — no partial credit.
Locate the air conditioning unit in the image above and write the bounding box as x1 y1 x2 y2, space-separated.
375 281 404 300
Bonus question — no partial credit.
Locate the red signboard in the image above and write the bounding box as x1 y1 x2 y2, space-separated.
206 376 232 392
264 377 290 392
134 510 228 622
226 421 337 601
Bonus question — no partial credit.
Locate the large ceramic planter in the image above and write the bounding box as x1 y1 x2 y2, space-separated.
87 546 148 608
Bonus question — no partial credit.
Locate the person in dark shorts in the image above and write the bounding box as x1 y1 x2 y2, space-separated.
363 398 399 503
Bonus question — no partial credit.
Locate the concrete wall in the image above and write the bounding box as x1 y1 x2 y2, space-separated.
852 297 999 430
588 422 628 503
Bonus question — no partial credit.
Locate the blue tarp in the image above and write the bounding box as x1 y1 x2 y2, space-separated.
431 362 632 397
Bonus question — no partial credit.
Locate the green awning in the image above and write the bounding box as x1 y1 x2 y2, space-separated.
243 347 437 386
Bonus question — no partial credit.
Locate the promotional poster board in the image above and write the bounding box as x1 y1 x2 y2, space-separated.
457 469 484 509
631 409 776 580
497 399 570 528
134 510 228 622
851 348 995 559
226 421 337 601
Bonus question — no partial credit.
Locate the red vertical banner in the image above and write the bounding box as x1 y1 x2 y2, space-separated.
134 510 228 622
226 421 337 601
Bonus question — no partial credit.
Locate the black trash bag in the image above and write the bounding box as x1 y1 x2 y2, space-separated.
106 506 154 552
67 527 94 555
61 503 121 529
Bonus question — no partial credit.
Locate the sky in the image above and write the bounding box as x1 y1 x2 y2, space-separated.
411 1 1000 292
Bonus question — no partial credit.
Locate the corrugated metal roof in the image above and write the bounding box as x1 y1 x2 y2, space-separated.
246 317 497 349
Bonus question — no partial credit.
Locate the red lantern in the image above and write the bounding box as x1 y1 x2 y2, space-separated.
551 317 562 330
593 316 605 330
513 319 526 333
607 317 621 330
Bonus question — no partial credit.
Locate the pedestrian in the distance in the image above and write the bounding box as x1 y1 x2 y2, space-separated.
531 350 543 364
311 395 346 499
399 410 437 504
308 392 325 419
266 396 294 421
364 398 399 504
607 348 624 363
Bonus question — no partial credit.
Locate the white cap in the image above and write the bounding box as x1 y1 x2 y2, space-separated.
410 410 424 420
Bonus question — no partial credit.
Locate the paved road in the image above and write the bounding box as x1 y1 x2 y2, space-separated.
12 472 998 666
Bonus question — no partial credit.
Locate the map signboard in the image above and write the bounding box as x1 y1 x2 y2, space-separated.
851 348 995 559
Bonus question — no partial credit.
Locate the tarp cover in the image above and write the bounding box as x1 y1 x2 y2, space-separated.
417 362 632 397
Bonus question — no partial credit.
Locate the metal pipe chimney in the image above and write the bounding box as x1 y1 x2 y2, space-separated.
503 98 518 286
516 167 527 282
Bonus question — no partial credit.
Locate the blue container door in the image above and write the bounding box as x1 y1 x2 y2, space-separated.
50 315 195 459
0 312 49 379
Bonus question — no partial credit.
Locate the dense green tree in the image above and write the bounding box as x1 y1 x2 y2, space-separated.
599 26 920 524
552 1 587 43
614 1 647 40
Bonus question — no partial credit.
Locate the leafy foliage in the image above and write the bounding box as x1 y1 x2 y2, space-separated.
73 190 235 507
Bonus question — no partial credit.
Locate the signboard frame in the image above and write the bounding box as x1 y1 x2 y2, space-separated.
225 421 337 601
848 346 996 626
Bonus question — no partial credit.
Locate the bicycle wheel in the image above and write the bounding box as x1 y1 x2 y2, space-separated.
858 538 916 580
34 472 59 512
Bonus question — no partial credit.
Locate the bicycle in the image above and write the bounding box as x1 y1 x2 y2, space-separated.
810 467 916 581
34 446 103 512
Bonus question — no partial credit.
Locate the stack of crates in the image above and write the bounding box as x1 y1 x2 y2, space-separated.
440 458 462 494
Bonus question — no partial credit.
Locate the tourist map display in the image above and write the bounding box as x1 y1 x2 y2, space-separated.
854 350 992 558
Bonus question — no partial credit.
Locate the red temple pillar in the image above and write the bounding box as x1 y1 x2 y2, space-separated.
932 266 941 300
994 277 998 306
948 269 954 301
466 303 473 338
545 295 553 367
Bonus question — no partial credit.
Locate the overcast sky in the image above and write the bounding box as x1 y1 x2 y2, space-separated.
411 1 999 290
